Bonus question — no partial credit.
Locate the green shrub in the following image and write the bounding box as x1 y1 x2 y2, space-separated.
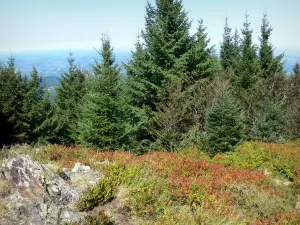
230 183 294 219
76 163 125 211
82 211 115 225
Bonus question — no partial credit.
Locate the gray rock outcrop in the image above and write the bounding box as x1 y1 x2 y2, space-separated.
0 155 101 225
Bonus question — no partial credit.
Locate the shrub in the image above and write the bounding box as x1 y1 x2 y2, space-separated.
82 211 115 225
76 163 125 211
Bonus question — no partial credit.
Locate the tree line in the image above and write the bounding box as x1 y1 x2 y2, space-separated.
1 0 300 155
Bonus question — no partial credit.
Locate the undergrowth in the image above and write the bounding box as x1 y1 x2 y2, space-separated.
2 141 300 224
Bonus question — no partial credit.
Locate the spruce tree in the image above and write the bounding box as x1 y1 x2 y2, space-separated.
251 102 285 142
259 14 284 78
205 92 243 154
127 0 193 111
220 17 234 71
176 19 219 82
0 56 27 144
21 67 52 143
150 80 193 152
52 53 87 145
237 14 260 89
78 35 126 149
293 62 300 76
285 66 300 139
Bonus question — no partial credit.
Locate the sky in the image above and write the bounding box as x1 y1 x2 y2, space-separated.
0 0 300 53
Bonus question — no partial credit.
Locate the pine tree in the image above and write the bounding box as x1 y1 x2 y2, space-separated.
285 65 300 139
251 102 285 142
220 17 234 71
150 80 193 152
237 14 260 89
78 35 126 149
21 67 52 143
293 62 300 76
0 56 27 144
176 19 219 82
205 92 243 154
52 53 87 145
127 0 193 111
259 14 284 78
142 0 192 72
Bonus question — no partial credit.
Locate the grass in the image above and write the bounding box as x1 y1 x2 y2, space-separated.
2 141 300 224
0 180 11 198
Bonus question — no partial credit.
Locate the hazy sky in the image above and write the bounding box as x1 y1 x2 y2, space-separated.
0 0 300 52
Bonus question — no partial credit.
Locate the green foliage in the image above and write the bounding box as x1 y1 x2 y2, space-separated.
236 14 260 89
76 163 125 211
0 57 51 145
230 183 293 219
205 91 243 154
51 53 87 145
220 17 236 71
251 102 285 142
293 62 300 76
82 211 115 225
285 74 300 139
78 35 132 150
176 19 219 82
150 80 194 152
214 141 300 181
259 14 284 78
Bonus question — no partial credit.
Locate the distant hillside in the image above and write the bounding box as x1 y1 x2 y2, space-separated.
0 50 130 87
0 49 299 87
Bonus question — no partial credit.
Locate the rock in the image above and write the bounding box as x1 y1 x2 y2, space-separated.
67 162 102 192
0 155 103 225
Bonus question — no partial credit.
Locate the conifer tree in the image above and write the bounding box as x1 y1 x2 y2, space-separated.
259 14 284 78
176 19 219 82
127 0 193 111
150 80 193 152
251 102 285 142
0 56 27 144
21 67 52 143
220 17 234 71
293 62 300 76
205 92 243 154
78 35 126 149
237 15 260 89
52 53 87 144
285 64 300 138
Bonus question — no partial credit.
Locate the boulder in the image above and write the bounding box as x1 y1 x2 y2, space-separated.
0 155 101 225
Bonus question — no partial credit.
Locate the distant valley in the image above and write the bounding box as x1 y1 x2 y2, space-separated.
0 49 299 87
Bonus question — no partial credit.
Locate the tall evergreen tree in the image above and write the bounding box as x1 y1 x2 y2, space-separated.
220 17 234 71
21 67 52 143
52 53 87 144
0 56 27 144
259 14 284 78
78 35 126 149
127 0 193 111
237 14 260 89
176 19 219 82
293 62 300 76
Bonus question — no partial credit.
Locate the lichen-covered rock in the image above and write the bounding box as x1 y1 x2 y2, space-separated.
0 155 102 225
66 162 102 192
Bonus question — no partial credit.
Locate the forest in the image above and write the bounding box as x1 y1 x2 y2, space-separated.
1 1 300 224
1 0 300 154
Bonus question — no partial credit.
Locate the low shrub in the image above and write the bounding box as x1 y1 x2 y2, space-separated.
76 163 125 211
82 211 115 225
